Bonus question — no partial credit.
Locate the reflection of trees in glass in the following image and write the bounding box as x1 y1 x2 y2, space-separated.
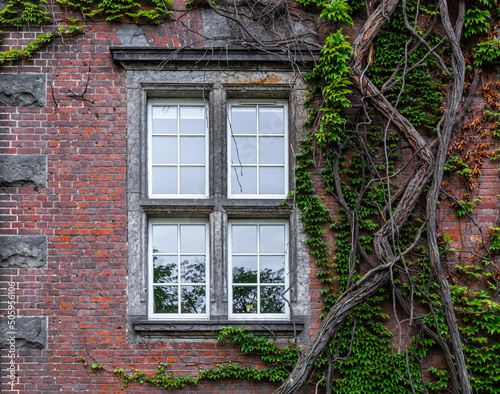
233 286 257 313
181 286 205 313
260 286 285 313
233 266 257 283
153 254 206 314
154 286 177 313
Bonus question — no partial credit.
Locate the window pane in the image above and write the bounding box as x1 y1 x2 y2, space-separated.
180 136 205 165
259 136 284 165
180 106 205 134
260 256 285 283
180 167 205 195
259 225 285 253
180 256 206 283
232 256 257 283
152 225 177 253
154 286 178 313
152 106 177 134
259 167 284 195
231 166 257 195
260 286 285 313
231 136 257 164
153 256 178 283
180 225 206 253
259 107 284 134
181 286 206 313
232 286 257 314
152 167 177 195
232 225 257 253
152 136 177 165
230 107 256 134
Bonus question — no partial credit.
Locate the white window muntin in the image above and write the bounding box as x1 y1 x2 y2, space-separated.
228 101 288 199
148 219 210 320
228 220 290 320
148 99 209 198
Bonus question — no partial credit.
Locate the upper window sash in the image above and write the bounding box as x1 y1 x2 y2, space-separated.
227 100 288 199
148 99 209 199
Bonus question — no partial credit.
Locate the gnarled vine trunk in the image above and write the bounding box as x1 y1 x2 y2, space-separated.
276 0 472 392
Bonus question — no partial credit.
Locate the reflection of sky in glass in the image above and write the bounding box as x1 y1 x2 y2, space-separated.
152 225 177 253
259 225 285 253
152 106 177 134
180 225 205 253
232 225 257 253
231 107 257 134
259 107 284 134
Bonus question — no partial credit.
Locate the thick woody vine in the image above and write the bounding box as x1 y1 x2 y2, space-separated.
3 0 500 393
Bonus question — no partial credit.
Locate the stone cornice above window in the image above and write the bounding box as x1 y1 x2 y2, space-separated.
110 46 321 70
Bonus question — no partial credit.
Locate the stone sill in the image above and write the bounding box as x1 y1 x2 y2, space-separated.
134 319 304 339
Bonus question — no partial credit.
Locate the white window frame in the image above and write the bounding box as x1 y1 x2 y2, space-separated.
227 100 289 199
148 99 209 199
228 220 290 320
148 218 210 320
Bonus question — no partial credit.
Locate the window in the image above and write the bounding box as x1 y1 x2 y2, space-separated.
228 101 288 198
149 220 209 319
149 100 208 198
117 46 318 337
229 221 289 319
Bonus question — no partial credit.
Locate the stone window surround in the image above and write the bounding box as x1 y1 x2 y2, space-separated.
111 47 319 341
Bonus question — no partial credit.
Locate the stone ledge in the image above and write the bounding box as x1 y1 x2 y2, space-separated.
0 235 48 268
134 319 304 340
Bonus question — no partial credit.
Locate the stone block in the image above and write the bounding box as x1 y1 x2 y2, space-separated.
0 235 47 268
0 154 47 188
0 73 46 106
0 317 47 349
116 25 149 46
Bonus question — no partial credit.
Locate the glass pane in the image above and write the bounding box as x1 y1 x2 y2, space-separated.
232 256 257 283
152 225 177 253
180 256 206 283
153 256 178 283
180 224 206 253
259 107 284 134
154 286 178 314
232 225 257 253
180 136 205 165
260 225 285 253
259 137 284 165
180 106 205 134
260 286 285 313
181 286 206 313
260 256 285 283
152 166 177 195
152 106 177 134
259 167 284 195
180 167 205 195
231 166 257 195
232 286 257 314
231 136 256 164
230 107 256 134
152 136 177 165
